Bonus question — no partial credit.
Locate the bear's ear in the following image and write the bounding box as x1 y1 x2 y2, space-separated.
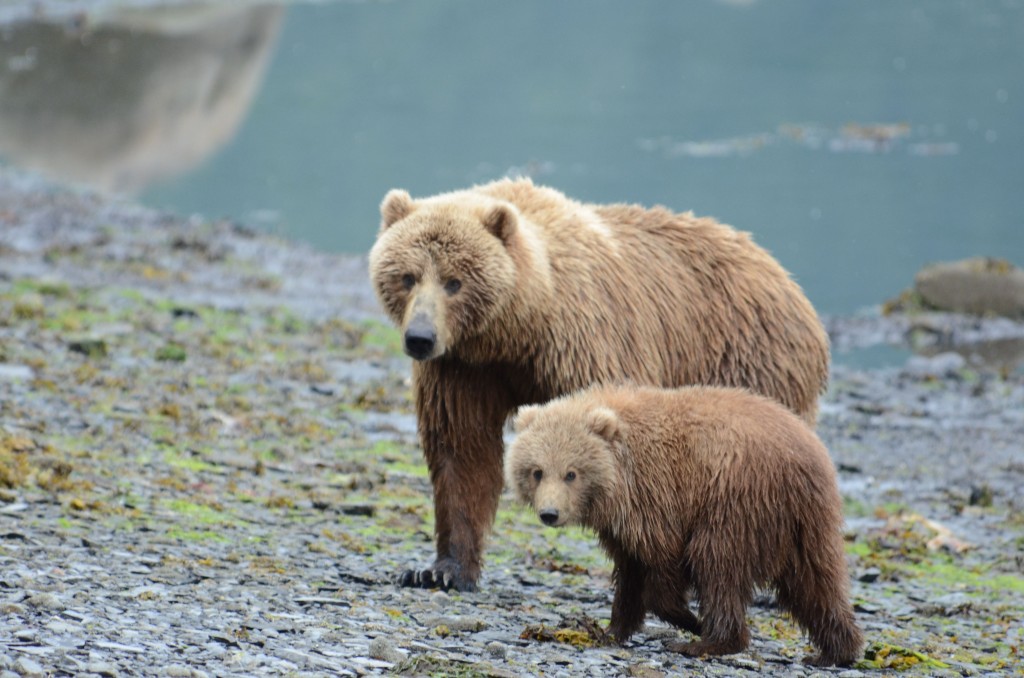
587 407 620 443
513 405 541 432
482 204 518 245
380 189 414 231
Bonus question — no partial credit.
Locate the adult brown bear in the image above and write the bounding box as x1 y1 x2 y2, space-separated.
368 178 829 591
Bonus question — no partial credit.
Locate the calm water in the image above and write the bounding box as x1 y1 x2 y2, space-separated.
1 0 1022 317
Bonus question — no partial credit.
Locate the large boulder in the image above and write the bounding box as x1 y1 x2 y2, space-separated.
914 257 1024 318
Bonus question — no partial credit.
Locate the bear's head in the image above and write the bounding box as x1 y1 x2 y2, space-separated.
506 398 623 529
368 188 523 361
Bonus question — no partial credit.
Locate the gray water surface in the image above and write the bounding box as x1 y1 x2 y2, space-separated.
1 0 1022 316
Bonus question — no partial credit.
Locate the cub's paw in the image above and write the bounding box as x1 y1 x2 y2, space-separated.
656 608 702 635
605 624 638 646
398 558 476 592
665 638 746 657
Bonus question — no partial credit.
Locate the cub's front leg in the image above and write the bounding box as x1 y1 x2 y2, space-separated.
605 549 649 643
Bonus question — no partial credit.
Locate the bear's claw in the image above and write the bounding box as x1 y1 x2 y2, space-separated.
398 562 476 592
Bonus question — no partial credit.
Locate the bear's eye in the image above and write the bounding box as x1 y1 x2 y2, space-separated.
444 279 462 295
401 274 416 290
532 469 543 482
565 471 577 482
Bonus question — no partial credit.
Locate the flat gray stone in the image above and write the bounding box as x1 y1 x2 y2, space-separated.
25 593 63 611
0 364 33 380
86 661 119 677
13 657 45 678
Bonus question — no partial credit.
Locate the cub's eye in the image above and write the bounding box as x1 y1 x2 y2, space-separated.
444 279 462 295
532 469 543 481
564 471 577 482
401 274 416 290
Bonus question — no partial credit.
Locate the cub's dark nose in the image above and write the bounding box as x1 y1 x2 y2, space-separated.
539 509 559 526
404 326 436 360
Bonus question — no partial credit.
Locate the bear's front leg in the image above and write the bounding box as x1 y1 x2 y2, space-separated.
645 569 702 636
666 551 750 657
605 549 649 643
398 361 513 592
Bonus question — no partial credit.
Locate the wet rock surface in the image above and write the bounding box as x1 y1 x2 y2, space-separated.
1 169 1022 675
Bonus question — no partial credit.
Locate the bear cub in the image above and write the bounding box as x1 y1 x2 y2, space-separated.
506 384 863 666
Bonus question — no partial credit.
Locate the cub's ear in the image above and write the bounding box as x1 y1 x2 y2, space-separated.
513 404 541 432
482 204 518 245
588 407 620 443
380 189 414 230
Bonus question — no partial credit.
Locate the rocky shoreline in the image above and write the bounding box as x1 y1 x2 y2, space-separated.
1 169 1023 676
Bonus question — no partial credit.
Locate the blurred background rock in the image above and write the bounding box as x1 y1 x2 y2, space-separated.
0 2 282 194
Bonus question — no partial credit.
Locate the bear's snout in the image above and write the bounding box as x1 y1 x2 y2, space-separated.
404 322 437 360
539 508 560 526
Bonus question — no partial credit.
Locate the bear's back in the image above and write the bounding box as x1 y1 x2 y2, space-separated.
614 386 828 466
472 179 829 424
590 385 841 568
599 385 836 509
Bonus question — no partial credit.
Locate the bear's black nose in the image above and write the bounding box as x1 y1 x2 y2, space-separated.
539 509 559 526
404 327 437 360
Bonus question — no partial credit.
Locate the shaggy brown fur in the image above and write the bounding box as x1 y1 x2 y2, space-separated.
506 385 863 666
367 178 829 592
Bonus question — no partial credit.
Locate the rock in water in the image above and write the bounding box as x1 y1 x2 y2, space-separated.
915 257 1024 317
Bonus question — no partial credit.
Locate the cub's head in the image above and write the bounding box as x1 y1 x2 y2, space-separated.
368 188 521 361
505 399 622 529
